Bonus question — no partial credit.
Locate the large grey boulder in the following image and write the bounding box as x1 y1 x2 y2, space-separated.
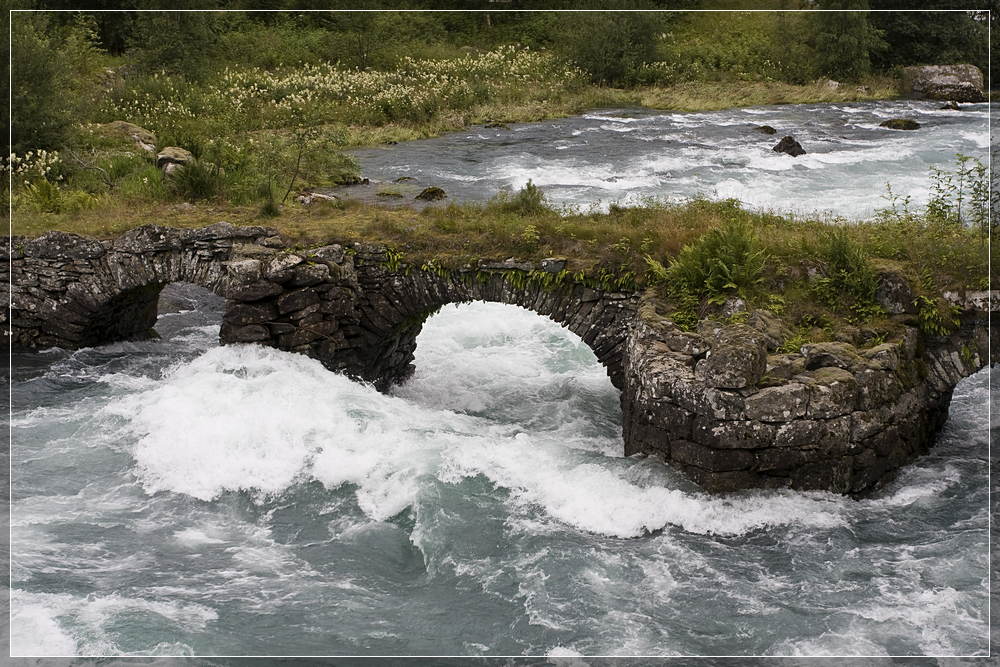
901 65 986 103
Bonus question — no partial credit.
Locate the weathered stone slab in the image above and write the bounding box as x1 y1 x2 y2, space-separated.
219 322 270 343
277 289 320 315
802 367 858 419
266 253 305 283
671 439 754 472
23 232 107 260
228 280 283 302
744 383 810 422
691 415 774 449
696 324 767 389
774 419 825 449
801 342 865 372
289 263 330 287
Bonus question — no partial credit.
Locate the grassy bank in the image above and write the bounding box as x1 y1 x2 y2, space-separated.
6 43 908 232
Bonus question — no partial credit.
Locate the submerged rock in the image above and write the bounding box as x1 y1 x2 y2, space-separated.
755 125 777 135
879 119 920 131
772 135 805 157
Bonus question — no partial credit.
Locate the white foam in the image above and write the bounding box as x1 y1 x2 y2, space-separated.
9 590 79 656
173 527 226 546
500 162 661 192
9 589 217 657
959 130 990 149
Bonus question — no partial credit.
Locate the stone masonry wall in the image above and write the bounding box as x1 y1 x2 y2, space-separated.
623 302 991 497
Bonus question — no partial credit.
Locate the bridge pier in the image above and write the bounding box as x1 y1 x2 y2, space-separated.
4 224 993 497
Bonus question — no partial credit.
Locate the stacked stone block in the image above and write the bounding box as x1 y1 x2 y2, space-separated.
623 307 989 497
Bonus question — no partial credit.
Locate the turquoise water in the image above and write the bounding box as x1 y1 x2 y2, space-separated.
6 290 991 659
347 100 990 220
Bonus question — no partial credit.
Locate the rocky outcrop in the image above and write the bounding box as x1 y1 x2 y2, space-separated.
156 147 195 175
901 65 986 103
104 121 157 153
773 136 805 157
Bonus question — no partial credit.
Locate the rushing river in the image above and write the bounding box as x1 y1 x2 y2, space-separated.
5 100 994 661
347 100 990 219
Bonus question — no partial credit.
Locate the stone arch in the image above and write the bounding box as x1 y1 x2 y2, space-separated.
7 226 995 497
340 245 639 392
6 223 281 350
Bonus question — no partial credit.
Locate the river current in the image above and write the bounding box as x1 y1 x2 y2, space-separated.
347 100 990 219
5 100 994 661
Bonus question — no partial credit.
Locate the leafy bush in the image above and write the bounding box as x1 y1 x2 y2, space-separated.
666 219 767 304
491 180 549 217
915 295 960 336
810 226 882 321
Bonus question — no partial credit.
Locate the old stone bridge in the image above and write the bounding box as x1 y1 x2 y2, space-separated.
5 223 994 497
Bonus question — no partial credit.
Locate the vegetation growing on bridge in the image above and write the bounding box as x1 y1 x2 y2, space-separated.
6 8 991 352
12 158 989 346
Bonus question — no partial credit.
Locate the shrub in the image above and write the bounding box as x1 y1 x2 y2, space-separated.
810 226 881 321
167 162 222 201
490 180 549 216
10 15 72 155
666 218 767 304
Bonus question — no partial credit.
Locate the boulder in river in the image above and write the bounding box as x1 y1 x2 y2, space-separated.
940 101 961 111
772 136 805 157
755 125 777 135
901 64 986 103
879 119 920 131
416 186 447 201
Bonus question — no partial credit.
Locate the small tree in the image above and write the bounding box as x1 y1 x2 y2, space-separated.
10 13 72 155
555 5 661 87
813 0 886 82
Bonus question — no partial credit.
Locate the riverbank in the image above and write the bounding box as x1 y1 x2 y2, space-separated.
339 76 904 147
